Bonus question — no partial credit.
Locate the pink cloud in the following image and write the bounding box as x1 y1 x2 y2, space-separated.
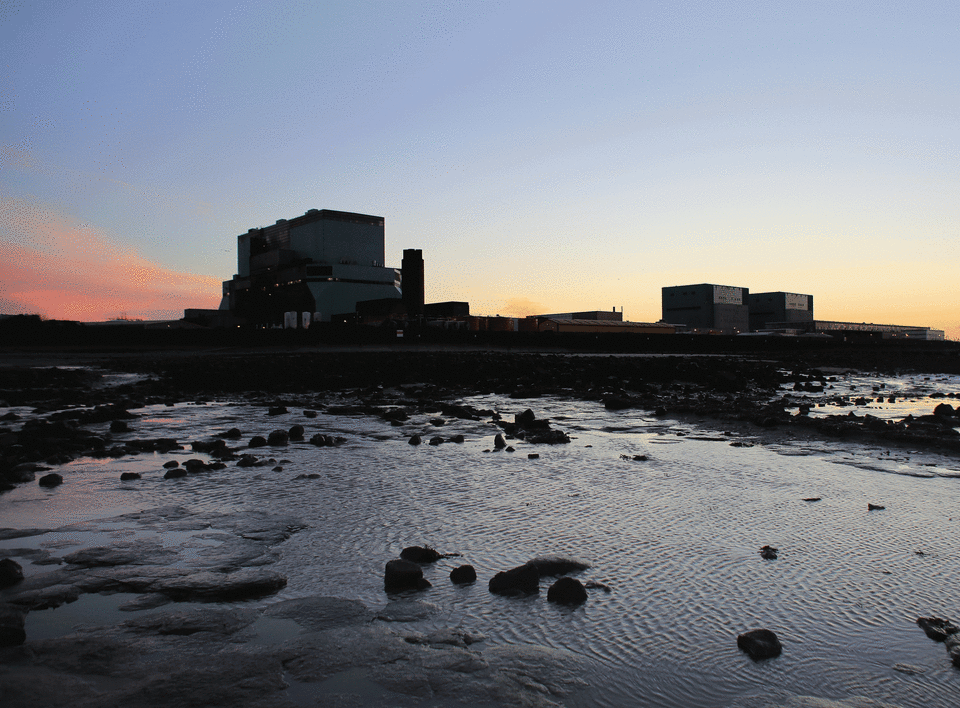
0 196 221 321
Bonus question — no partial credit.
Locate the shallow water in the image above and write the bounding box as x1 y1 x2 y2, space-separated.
2 377 960 708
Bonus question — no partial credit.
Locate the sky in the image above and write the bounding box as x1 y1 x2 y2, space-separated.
1 1 957 337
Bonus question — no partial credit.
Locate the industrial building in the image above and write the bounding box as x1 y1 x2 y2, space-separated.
220 209 402 325
748 291 814 331
661 284 750 334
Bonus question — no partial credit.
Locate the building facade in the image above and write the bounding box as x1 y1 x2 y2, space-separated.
221 209 401 325
748 291 814 331
661 284 750 334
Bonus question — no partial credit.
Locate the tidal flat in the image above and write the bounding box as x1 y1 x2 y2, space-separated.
1 349 959 707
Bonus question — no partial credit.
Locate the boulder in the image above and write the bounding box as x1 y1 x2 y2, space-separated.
526 556 590 577
384 559 431 592
38 473 63 487
428 436 444 446
526 429 571 444
163 460 180 468
109 420 131 433
546 577 588 606
221 427 242 438
917 617 959 642
760 545 778 560
737 628 782 660
0 558 24 588
120 472 141 481
267 430 288 446
267 406 287 416
164 468 188 479
515 409 537 427
494 434 507 449
933 403 956 418
288 425 305 440
488 563 539 596
450 565 477 585
408 434 422 446
400 546 442 563
248 436 267 448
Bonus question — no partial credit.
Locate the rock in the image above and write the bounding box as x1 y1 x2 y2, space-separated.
917 617 959 642
0 558 24 588
400 546 442 563
248 435 267 448
430 418 445 426
547 577 588 606
450 434 465 443
303 410 318 418
737 628 782 660
429 436 444 446
494 433 507 449
946 633 960 667
164 468 188 479
120 472 141 481
38 473 63 487
868 503 885 511
288 424 305 440
267 406 287 416
488 563 539 596
802 497 821 502
515 409 537 427
266 430 288 446
162 460 180 468
0 603 27 646
109 420 132 433
450 565 477 584
384 559 431 592
528 453 539 459
183 458 207 472
526 429 571 444
526 556 590 576
933 403 956 418
221 427 242 438
151 568 287 602
408 434 421 445
760 545 778 560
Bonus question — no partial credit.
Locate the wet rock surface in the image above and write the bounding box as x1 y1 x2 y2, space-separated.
737 628 783 660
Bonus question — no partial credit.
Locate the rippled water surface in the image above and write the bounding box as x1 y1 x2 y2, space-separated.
2 373 960 708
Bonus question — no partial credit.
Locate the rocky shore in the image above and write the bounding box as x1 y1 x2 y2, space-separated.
3 349 958 492
2 346 959 707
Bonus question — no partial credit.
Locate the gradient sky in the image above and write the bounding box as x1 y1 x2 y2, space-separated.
1 1 957 337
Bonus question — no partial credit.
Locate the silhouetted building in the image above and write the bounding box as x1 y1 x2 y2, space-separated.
221 209 401 325
537 319 674 334
401 249 425 318
662 284 749 334
424 301 469 318
533 309 623 321
748 292 814 331
774 320 944 340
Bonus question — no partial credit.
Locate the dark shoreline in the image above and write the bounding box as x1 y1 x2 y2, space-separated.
2 344 959 495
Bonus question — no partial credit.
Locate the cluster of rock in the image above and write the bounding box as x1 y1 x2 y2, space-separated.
383 547 600 608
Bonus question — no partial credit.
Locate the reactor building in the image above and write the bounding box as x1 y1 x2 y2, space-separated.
220 209 405 325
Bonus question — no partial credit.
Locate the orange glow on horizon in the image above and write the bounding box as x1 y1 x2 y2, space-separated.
0 203 221 322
